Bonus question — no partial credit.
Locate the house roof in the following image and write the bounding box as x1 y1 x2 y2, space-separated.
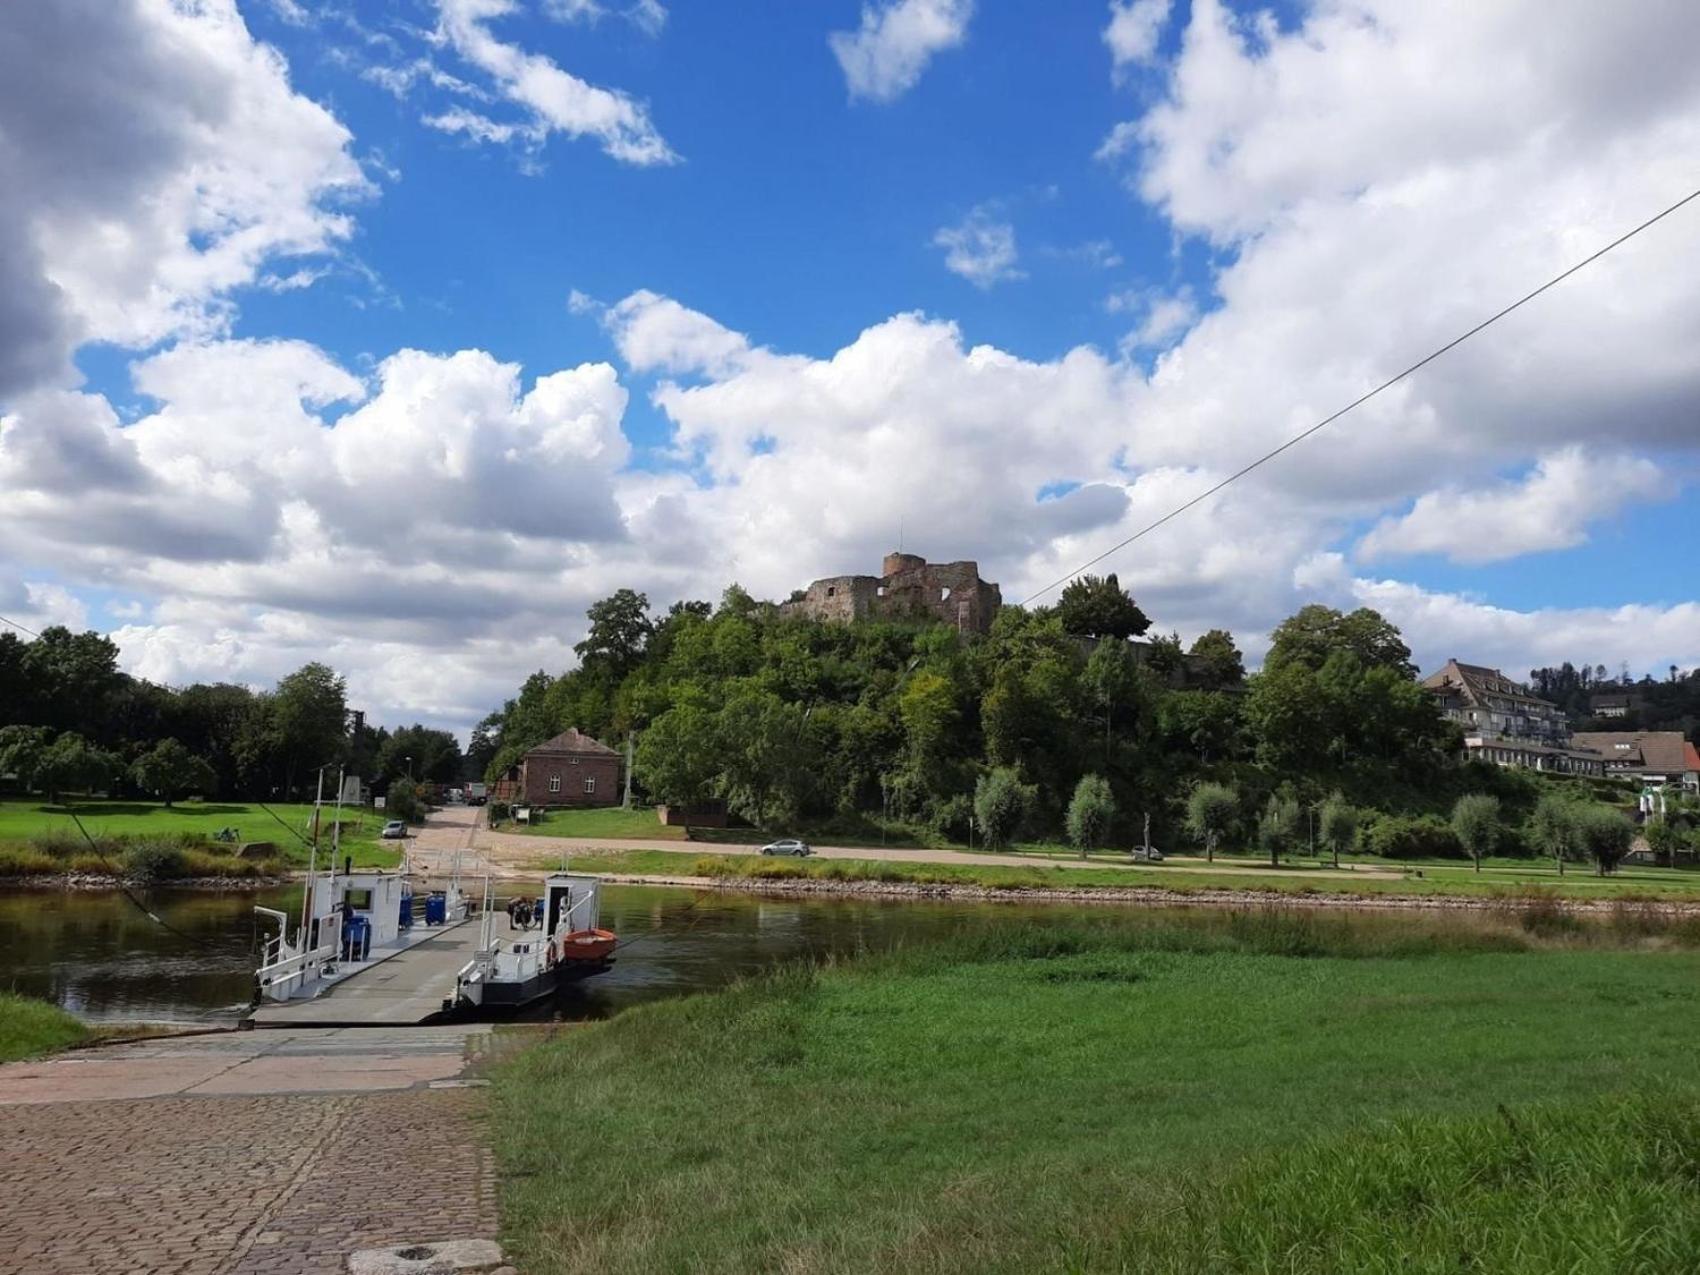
1420 659 1557 712
1569 731 1695 775
526 728 619 757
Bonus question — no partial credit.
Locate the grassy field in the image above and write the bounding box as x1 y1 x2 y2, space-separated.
492 911 1700 1273
0 797 401 874
534 844 1700 900
0 991 89 1063
504 805 688 841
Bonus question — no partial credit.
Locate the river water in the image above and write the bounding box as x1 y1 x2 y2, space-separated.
0 884 1113 1025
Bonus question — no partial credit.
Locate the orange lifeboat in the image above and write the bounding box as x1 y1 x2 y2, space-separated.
559 928 618 962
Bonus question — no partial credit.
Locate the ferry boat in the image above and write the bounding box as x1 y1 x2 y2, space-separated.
253 864 615 1016
454 873 616 1010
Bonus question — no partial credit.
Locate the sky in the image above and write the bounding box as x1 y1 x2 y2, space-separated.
1 0 1697 738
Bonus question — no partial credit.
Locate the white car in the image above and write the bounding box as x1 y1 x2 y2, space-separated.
1131 845 1164 862
380 819 407 839
760 838 813 857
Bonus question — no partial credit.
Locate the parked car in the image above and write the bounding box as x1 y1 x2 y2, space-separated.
380 819 407 839
760 838 813 857
1130 844 1164 862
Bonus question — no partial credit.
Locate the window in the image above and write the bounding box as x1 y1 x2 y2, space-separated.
570 755 580 765
584 776 596 795
548 775 561 794
826 586 836 597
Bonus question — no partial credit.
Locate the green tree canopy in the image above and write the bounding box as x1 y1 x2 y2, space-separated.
1451 794 1501 873
1185 782 1238 862
1065 774 1116 856
1258 793 1303 866
131 739 218 806
1187 629 1245 689
974 766 1034 849
1578 805 1635 877
1266 605 1415 678
1056 573 1151 641
1528 793 1584 875
375 725 463 784
1317 792 1360 868
575 589 654 676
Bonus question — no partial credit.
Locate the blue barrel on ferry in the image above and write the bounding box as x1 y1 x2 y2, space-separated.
342 914 371 961
398 892 414 930
425 891 447 926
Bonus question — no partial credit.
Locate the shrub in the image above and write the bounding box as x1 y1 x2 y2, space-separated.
487 800 511 825
1065 775 1116 855
122 839 188 883
1361 813 1465 861
974 767 1034 849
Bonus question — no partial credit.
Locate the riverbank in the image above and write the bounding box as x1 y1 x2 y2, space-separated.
592 869 1700 916
0 871 288 890
491 913 1700 1274
0 993 88 1063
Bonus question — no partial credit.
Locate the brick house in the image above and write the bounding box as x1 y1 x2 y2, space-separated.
1421 659 1604 777
492 728 623 807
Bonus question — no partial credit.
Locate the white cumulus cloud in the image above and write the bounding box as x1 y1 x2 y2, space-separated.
428 0 676 166
1356 449 1673 565
830 0 974 103
1104 0 1171 74
933 207 1024 288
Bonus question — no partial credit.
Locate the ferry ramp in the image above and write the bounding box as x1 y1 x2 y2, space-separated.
252 921 488 1027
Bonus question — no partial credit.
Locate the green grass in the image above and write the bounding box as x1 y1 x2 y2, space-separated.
0 797 400 874
502 805 688 841
492 915 1700 1274
0 991 88 1062
535 844 1700 901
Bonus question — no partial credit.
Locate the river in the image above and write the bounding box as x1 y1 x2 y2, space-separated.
0 883 1117 1025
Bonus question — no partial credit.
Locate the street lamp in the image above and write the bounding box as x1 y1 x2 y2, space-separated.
404 755 414 780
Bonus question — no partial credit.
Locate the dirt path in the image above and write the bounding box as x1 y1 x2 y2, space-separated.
0 1025 515 1274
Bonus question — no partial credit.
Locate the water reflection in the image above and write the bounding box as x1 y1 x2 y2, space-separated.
0 883 1107 1025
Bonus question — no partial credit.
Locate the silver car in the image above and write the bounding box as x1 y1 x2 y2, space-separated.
760 838 812 857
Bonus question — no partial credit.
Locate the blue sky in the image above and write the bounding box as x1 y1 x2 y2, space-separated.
3 0 1698 731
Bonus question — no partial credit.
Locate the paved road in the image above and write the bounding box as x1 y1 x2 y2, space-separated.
0 1026 518 1274
395 806 1405 887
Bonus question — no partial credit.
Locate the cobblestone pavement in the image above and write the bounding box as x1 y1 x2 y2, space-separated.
0 1028 510 1275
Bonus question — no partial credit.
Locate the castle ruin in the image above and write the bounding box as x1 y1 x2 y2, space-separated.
780 552 1002 634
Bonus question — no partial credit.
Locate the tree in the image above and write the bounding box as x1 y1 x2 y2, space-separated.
1188 629 1245 689
1578 805 1635 877
131 739 218 807
574 589 654 676
375 725 462 784
1265 605 1415 677
634 705 722 806
386 776 424 823
1528 793 1583 876
974 766 1034 849
1056 573 1151 641
1065 774 1116 857
1082 639 1142 761
1451 794 1500 874
1645 816 1686 869
34 733 118 804
0 725 49 789
272 663 348 797
1185 782 1237 863
1317 792 1359 869
1159 690 1240 763
718 687 812 827
1257 793 1302 867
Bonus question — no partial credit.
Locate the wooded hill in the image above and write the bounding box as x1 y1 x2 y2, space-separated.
474 577 1605 854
